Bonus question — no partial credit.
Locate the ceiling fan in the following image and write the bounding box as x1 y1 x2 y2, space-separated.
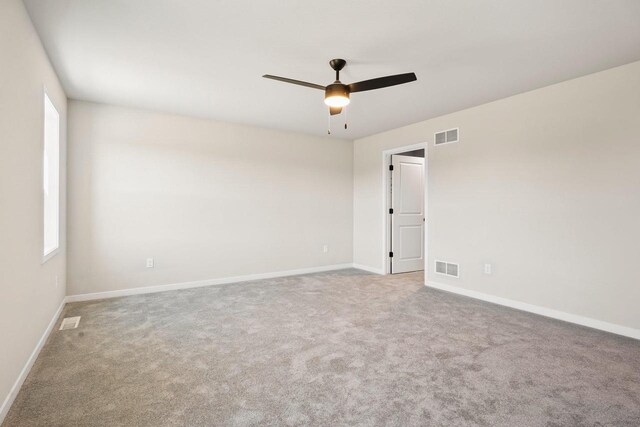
263 59 417 118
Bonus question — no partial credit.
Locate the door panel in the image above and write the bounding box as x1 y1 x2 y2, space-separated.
391 154 425 273
399 225 423 259
399 163 423 213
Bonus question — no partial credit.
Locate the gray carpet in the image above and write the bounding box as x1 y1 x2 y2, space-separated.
4 269 640 426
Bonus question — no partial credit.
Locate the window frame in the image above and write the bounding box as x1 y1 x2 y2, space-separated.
42 89 60 263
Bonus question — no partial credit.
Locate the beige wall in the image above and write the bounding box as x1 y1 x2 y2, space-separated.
67 101 353 296
0 0 67 418
354 60 640 331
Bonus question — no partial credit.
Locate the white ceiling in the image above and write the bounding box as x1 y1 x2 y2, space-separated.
24 0 640 139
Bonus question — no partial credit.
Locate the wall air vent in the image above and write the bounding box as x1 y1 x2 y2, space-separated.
434 128 459 145
59 316 81 330
435 260 459 278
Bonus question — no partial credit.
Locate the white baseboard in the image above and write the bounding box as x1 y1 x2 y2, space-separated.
65 263 355 303
0 298 66 424
352 264 385 275
425 281 640 340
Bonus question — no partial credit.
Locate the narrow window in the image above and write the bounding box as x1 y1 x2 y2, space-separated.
43 92 60 259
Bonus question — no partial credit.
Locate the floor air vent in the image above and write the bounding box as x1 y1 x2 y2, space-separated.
434 128 459 145
435 260 459 278
59 316 81 330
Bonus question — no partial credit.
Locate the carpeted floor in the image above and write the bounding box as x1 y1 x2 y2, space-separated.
4 269 640 426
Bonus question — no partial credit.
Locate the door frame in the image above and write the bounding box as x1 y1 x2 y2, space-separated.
381 142 428 276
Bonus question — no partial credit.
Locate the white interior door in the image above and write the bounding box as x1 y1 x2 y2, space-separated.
391 154 425 273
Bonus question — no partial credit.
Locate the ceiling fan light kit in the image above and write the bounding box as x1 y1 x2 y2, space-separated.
263 59 417 130
324 84 350 107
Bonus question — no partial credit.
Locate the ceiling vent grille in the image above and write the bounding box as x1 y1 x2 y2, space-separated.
435 260 459 278
59 316 81 330
434 128 459 145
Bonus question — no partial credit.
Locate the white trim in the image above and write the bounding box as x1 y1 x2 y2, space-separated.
352 264 385 275
65 263 354 302
0 298 66 424
425 281 640 340
381 142 429 275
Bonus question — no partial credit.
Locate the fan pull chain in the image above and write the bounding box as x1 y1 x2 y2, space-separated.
327 111 331 135
344 106 348 130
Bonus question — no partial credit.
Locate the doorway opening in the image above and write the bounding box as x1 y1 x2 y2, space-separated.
382 143 427 275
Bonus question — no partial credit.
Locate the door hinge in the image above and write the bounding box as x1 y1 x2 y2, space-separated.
389 251 394 258
389 208 394 214
389 164 394 171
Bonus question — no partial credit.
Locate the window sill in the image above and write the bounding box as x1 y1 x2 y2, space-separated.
42 247 60 264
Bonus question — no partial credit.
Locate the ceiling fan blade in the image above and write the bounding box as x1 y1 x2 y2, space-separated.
330 106 342 116
262 75 325 90
348 72 417 93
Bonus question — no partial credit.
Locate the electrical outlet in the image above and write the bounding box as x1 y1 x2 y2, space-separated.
484 263 492 275
323 245 329 253
146 258 154 268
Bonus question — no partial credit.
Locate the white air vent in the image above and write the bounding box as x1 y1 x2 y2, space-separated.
59 316 81 330
434 128 459 145
435 260 459 278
